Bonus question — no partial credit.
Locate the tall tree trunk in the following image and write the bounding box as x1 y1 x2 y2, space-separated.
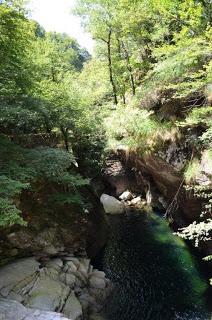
107 30 118 105
51 66 56 82
60 126 69 151
121 41 136 95
121 81 126 105
122 93 126 105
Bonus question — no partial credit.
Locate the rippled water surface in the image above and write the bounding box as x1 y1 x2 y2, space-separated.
99 212 210 320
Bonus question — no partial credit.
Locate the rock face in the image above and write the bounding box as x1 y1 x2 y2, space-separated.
103 157 129 195
196 150 212 186
0 256 112 320
126 152 203 223
100 194 125 215
104 150 204 226
103 153 141 196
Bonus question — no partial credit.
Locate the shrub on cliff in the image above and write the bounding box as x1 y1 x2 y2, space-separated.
105 104 178 154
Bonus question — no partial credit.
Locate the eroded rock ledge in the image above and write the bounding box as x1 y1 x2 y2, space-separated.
103 149 203 226
0 256 112 320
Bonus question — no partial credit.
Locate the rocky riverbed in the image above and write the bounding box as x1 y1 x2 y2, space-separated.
0 255 112 320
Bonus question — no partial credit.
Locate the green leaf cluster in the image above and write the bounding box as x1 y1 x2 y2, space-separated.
0 134 91 226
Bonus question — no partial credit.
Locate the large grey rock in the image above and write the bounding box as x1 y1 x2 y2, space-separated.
26 273 69 311
0 258 39 297
62 291 82 320
74 272 87 288
46 258 63 269
79 293 101 313
89 286 112 305
65 274 76 287
0 298 28 320
91 270 106 279
0 299 69 320
78 293 96 306
89 276 106 289
78 258 90 275
65 261 78 273
67 258 80 269
0 256 111 320
196 150 212 186
100 194 125 215
44 267 60 281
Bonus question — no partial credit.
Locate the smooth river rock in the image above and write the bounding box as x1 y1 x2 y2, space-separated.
100 194 125 215
0 299 69 320
0 258 39 297
26 273 69 311
0 256 112 320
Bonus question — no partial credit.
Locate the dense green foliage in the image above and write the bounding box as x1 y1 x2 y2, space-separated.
0 0 105 226
0 133 91 226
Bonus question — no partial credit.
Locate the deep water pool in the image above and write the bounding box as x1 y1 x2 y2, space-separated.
97 212 210 320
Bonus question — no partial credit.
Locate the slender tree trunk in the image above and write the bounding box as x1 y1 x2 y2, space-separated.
107 30 118 105
121 41 136 95
51 66 56 82
122 93 126 105
60 126 69 151
121 81 126 105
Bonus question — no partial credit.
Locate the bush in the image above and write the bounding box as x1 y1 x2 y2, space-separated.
184 158 201 184
105 105 173 153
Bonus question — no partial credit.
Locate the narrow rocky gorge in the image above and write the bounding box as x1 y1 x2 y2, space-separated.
0 0 211 319
0 150 210 320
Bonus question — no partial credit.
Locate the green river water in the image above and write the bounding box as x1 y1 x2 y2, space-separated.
97 212 211 320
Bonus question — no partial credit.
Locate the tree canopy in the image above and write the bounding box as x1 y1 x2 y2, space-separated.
0 0 105 226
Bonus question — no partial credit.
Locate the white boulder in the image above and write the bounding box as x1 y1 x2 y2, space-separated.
100 194 125 215
130 196 142 205
119 190 133 201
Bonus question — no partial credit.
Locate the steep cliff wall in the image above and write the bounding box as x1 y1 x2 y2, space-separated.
103 147 210 227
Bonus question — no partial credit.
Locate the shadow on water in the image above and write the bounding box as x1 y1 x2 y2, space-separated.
94 212 210 320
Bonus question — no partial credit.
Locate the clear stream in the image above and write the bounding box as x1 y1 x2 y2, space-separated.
96 212 211 320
